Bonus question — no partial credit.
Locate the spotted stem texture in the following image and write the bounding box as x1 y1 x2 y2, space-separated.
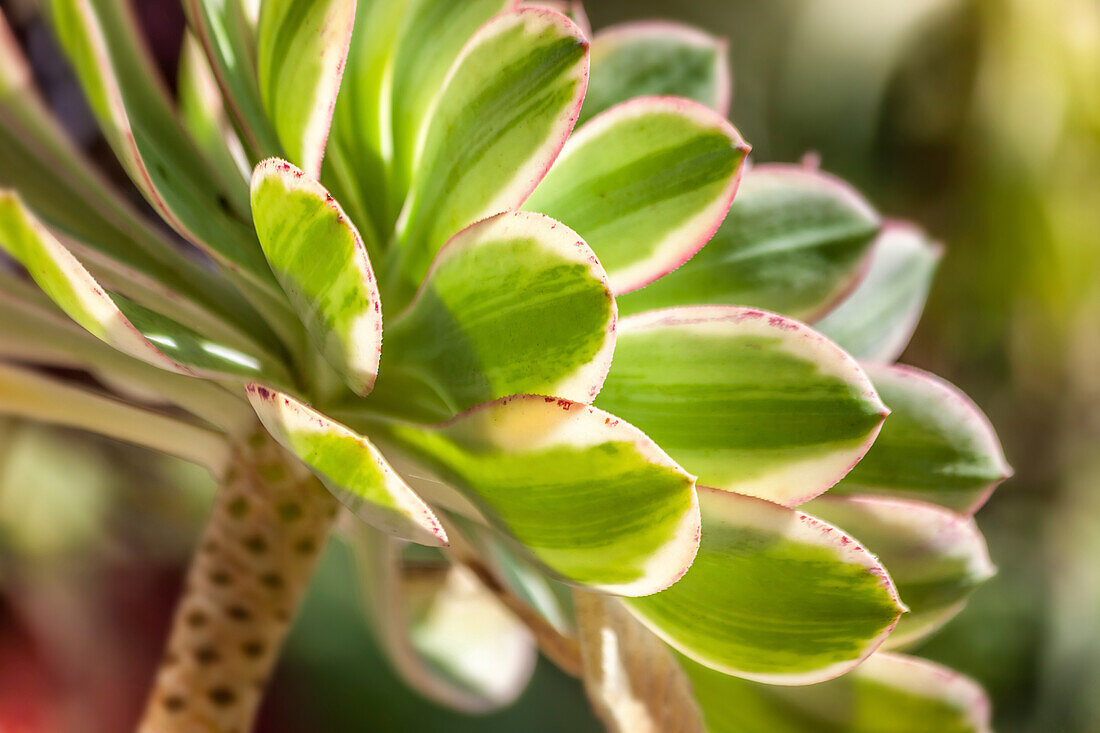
138 425 340 733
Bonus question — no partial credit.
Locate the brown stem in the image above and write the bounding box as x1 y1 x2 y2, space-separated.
137 427 340 733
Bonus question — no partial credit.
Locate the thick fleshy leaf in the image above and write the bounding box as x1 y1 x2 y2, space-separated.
617 164 880 320
245 384 446 546
47 0 300 338
350 528 537 712
829 364 1011 514
0 192 288 384
815 223 942 363
806 496 995 649
182 0 282 159
525 97 748 294
377 211 615 418
581 21 730 124
0 362 230 475
573 590 705 732
324 0 411 252
595 307 888 506
257 0 355 178
178 33 247 191
684 652 991 733
390 7 589 303
373 395 700 596
387 0 515 209
0 11 275 350
524 1 589 37
624 487 905 684
251 159 382 395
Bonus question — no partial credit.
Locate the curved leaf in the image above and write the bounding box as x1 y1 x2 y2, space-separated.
595 307 888 506
524 2 590 37
684 652 991 733
617 164 880 320
0 192 287 384
806 496 995 649
350 529 537 713
829 364 1011 514
251 158 382 395
815 223 941 363
374 395 700 596
582 21 730 123
525 96 748 294
379 211 615 418
624 487 905 684
178 33 247 191
257 0 355 178
391 7 589 303
245 384 447 546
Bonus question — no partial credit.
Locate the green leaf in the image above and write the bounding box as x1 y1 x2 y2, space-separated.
373 395 699 596
0 192 288 384
0 12 276 351
525 96 748 294
377 211 615 419
595 307 888 506
182 0 283 159
47 0 297 330
523 2 590 37
324 0 411 252
246 384 447 546
251 158 382 395
178 33 247 192
617 164 880 320
683 652 991 733
829 364 1011 514
815 223 942 363
806 496 995 649
350 528 537 713
387 0 515 212
624 487 905 684
581 21 730 124
390 7 589 304
257 0 355 178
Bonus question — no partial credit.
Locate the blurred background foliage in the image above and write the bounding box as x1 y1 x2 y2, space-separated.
1 0 1098 730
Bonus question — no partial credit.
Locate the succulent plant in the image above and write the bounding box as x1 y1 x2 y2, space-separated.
0 1 1010 731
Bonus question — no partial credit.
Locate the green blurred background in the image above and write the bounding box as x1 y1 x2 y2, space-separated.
1 0 1098 730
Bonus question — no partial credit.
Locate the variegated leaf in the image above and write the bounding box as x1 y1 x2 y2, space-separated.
625 487 905 684
829 364 1011 514
806 495 995 649
618 164 880 320
250 159 382 395
390 7 589 304
581 21 730 123
525 96 748 294
815 223 942 363
373 395 699 596
246 385 447 545
378 211 615 418
595 307 887 506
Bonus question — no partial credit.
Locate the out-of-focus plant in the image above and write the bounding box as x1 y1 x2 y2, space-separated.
0 1 1009 731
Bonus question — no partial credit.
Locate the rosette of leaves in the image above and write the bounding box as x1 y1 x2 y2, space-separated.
0 1 1009 732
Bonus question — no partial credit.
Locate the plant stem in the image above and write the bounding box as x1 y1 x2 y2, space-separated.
137 425 340 733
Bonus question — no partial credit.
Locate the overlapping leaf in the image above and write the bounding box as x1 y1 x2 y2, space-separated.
815 223 941 362
246 384 446 545
683 652 991 732
618 164 880 320
624 487 905 684
390 7 589 303
829 364 1011 514
595 307 888 506
806 495 994 649
581 21 730 123
251 159 382 395
525 97 748 294
378 211 615 418
257 0 356 178
0 193 287 384
373 395 699 596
